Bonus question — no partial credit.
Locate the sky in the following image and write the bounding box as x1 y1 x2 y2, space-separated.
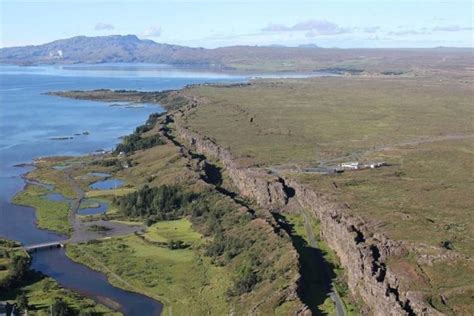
0 0 473 48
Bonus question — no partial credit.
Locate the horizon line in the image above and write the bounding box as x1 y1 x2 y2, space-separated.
1 34 473 50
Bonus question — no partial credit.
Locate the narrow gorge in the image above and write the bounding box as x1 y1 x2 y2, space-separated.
161 95 441 316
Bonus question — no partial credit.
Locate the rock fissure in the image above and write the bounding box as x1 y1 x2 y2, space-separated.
160 99 443 315
156 115 309 310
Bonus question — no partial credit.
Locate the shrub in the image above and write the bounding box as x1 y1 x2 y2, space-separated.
115 134 165 154
228 263 260 296
114 112 165 154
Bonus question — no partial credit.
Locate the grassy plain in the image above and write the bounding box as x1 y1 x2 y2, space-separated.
144 218 203 244
183 77 472 167
181 76 474 314
67 218 232 315
12 184 71 236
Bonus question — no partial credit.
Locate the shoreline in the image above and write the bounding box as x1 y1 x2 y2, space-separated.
9 153 164 315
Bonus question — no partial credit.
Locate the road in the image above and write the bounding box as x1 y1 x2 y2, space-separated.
63 167 145 243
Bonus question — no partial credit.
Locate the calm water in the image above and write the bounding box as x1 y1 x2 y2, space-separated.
46 193 68 202
90 178 124 190
0 64 242 315
78 200 109 216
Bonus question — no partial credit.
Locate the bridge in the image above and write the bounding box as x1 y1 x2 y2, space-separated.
23 241 68 253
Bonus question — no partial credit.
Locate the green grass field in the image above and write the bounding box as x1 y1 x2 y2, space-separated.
67 218 233 315
144 218 204 244
12 184 72 236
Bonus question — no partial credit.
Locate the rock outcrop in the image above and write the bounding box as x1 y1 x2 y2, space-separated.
174 123 289 209
170 109 442 316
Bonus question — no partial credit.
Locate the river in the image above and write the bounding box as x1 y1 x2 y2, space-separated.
0 64 242 315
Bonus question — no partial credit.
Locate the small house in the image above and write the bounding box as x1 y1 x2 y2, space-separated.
340 161 361 170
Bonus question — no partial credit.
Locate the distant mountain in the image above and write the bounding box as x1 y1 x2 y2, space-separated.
0 35 211 65
263 44 288 48
298 43 320 48
1 35 472 74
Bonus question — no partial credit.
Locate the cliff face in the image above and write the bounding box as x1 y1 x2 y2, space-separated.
156 114 308 313
171 113 441 316
175 122 289 209
286 180 443 316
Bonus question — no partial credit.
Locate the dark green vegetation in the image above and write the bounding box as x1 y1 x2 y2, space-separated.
113 184 195 221
0 238 117 316
2 35 472 76
115 133 165 154
109 119 301 307
114 112 165 154
87 225 112 232
0 239 29 292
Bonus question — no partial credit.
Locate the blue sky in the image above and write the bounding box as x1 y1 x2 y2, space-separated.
0 1 472 48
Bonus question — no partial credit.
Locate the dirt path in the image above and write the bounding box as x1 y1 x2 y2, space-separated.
62 167 145 244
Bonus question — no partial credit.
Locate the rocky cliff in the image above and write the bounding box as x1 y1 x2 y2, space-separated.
170 105 441 316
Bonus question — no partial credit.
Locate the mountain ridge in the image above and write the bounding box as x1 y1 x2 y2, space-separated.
1 34 473 74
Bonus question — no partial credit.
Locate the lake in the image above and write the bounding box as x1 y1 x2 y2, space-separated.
0 64 242 315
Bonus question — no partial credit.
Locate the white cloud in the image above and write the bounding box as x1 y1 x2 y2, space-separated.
433 25 473 32
262 19 350 35
363 26 380 33
94 23 114 31
142 26 162 37
261 23 289 32
388 29 430 36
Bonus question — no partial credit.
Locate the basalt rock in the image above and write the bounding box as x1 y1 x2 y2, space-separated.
171 110 442 315
175 124 288 210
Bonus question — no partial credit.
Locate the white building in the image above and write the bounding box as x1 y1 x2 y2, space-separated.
340 161 361 170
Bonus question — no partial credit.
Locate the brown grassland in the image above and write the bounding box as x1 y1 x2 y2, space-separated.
179 75 474 314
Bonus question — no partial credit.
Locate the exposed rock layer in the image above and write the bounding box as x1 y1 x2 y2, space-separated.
157 114 307 313
171 108 442 316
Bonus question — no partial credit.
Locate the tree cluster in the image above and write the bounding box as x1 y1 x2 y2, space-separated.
115 134 165 154
0 255 30 292
114 112 165 154
113 185 196 222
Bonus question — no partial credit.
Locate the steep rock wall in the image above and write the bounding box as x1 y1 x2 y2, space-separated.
174 122 288 209
158 115 307 313
172 115 441 316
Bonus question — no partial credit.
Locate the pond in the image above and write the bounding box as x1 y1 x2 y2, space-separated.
46 193 68 202
89 178 124 190
78 200 109 216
